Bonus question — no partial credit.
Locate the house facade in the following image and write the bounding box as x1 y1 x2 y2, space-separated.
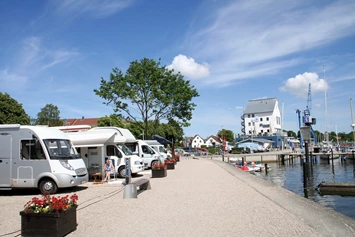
205 135 222 147
190 135 206 148
241 98 282 136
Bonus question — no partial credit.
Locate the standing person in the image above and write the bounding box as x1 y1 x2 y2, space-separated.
103 159 115 182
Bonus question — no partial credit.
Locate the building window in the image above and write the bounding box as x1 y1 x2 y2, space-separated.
248 122 251 126
260 118 263 121
261 130 263 133
249 130 251 134
266 117 269 121
248 114 250 118
267 129 270 133
252 114 255 118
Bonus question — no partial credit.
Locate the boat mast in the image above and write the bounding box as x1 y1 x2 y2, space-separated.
324 66 329 143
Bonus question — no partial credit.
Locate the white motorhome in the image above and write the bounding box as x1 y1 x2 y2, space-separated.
65 129 144 178
91 127 165 169
144 140 171 159
0 124 88 194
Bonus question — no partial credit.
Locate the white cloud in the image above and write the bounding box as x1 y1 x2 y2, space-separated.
167 54 210 79
235 106 243 110
0 70 28 90
280 72 328 99
55 0 134 18
183 0 355 86
20 37 79 71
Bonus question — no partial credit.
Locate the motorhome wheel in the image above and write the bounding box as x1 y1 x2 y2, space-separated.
118 167 126 178
39 179 58 194
151 160 159 167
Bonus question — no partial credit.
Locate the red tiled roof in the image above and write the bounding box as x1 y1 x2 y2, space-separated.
65 118 100 126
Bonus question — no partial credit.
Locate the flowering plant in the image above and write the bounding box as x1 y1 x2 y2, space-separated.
152 163 167 170
164 159 176 164
23 193 78 214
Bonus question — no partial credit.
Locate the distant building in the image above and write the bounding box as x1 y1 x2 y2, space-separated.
241 98 282 136
205 135 222 147
191 135 205 148
64 117 100 127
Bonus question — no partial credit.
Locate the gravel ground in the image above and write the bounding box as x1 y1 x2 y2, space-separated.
1 157 355 237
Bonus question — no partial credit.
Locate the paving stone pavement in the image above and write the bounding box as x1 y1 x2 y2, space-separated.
1 157 355 237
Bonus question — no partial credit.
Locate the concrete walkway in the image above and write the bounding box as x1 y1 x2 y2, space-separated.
1 158 355 236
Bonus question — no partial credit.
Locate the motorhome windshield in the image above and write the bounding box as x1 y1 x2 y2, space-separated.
158 146 166 153
43 139 80 160
117 144 134 155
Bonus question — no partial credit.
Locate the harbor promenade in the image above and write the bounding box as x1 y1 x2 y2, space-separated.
1 157 355 236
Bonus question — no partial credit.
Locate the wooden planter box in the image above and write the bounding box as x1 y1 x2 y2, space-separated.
167 162 175 170
20 206 77 237
151 168 167 178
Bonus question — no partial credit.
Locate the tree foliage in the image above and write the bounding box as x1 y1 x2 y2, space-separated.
0 92 30 125
217 129 234 142
36 104 63 126
94 58 199 138
97 114 126 128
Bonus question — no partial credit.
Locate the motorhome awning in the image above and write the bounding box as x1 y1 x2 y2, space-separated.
67 130 126 147
152 135 172 145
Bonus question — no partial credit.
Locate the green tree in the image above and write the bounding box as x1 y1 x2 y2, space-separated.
94 57 199 138
0 92 30 124
36 104 63 126
286 130 297 138
97 114 126 128
217 129 234 142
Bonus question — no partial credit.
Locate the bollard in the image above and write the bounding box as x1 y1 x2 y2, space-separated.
123 183 137 199
265 163 268 174
125 157 131 185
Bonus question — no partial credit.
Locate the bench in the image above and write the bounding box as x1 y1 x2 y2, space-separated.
123 178 151 191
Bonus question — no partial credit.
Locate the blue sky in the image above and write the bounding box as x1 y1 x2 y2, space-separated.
1 0 355 139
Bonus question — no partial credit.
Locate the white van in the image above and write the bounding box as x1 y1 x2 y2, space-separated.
0 124 88 194
91 127 165 169
144 140 171 159
66 129 144 178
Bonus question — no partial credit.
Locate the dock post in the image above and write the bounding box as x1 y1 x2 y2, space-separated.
331 149 334 170
281 154 285 165
352 151 355 171
265 163 268 174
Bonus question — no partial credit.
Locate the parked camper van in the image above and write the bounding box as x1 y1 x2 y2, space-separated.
144 140 171 159
0 124 88 194
91 127 165 169
65 129 144 178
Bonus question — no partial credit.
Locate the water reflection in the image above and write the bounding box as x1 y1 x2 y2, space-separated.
256 156 355 220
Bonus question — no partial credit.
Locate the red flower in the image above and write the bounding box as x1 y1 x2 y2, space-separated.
23 193 79 214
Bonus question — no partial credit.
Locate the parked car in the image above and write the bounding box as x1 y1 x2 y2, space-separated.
173 148 191 156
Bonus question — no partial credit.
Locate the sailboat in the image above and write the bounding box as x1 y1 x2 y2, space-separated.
319 67 339 160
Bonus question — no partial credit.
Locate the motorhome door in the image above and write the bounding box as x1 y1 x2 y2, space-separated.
0 134 12 187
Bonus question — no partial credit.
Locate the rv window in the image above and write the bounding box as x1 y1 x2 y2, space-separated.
117 144 133 156
20 139 46 160
43 139 80 160
142 145 155 155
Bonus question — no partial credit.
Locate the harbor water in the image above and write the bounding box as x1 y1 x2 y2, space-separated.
254 156 355 220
